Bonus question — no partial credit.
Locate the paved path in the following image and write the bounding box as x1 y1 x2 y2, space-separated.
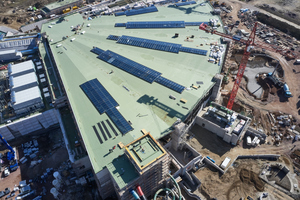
244 66 274 98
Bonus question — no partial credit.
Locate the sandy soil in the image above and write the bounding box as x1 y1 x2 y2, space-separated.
220 0 300 121
189 124 298 169
0 0 56 30
227 53 300 122
196 159 294 200
189 124 298 200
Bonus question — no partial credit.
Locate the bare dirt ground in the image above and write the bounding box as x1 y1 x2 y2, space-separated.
222 0 300 28
189 124 297 170
0 0 56 30
226 53 300 122
196 159 295 200
214 0 300 123
189 124 298 200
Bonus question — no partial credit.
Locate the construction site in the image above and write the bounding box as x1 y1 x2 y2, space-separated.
1 0 300 200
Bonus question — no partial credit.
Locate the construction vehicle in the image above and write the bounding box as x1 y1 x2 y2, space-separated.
0 134 18 173
199 22 298 109
63 8 71 14
283 84 292 98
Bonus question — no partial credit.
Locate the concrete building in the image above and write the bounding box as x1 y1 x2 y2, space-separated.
195 102 251 145
0 50 22 63
8 60 44 115
7 60 36 77
0 109 59 140
11 86 44 115
39 2 227 199
41 0 84 17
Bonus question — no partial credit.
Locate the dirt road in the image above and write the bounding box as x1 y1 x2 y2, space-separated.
222 0 300 30
231 52 300 121
189 124 298 200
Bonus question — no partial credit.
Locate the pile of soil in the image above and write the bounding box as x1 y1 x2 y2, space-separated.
240 168 265 191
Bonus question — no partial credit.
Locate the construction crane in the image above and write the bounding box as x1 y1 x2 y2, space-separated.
0 134 18 173
199 22 297 110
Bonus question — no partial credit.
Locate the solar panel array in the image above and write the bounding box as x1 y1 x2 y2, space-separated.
115 12 126 16
115 6 158 17
81 79 133 135
114 23 126 27
126 21 185 29
97 50 162 83
179 46 207 56
155 76 185 93
106 35 120 41
108 35 208 56
114 21 208 29
106 108 134 135
126 6 158 16
80 79 119 114
91 47 105 55
175 1 196 6
116 35 182 53
91 47 185 93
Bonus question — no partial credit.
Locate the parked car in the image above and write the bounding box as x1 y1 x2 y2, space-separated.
4 188 10 195
5 192 15 199
3 167 10 177
0 191 5 198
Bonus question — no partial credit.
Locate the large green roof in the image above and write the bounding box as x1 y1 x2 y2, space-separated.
40 2 224 180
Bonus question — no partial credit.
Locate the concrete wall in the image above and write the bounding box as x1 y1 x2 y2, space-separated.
210 74 223 103
179 182 202 200
72 156 92 176
195 116 226 138
184 143 201 157
230 133 239 144
246 127 267 142
223 132 232 143
236 154 280 160
96 168 116 200
202 157 225 174
171 122 187 151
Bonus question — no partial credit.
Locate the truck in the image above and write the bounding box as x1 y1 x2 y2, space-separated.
247 136 251 146
220 157 231 169
251 136 258 146
283 84 293 98
0 134 18 173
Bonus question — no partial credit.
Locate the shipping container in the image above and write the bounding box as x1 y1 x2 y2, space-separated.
220 157 231 169
247 136 251 145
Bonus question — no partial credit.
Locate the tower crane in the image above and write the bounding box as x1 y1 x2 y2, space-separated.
199 22 298 110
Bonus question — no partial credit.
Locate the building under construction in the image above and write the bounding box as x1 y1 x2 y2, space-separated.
39 2 227 199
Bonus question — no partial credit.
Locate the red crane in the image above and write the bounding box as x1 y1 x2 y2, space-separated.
199 22 297 110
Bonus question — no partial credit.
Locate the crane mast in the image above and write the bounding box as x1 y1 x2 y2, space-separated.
227 23 257 109
199 22 296 110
